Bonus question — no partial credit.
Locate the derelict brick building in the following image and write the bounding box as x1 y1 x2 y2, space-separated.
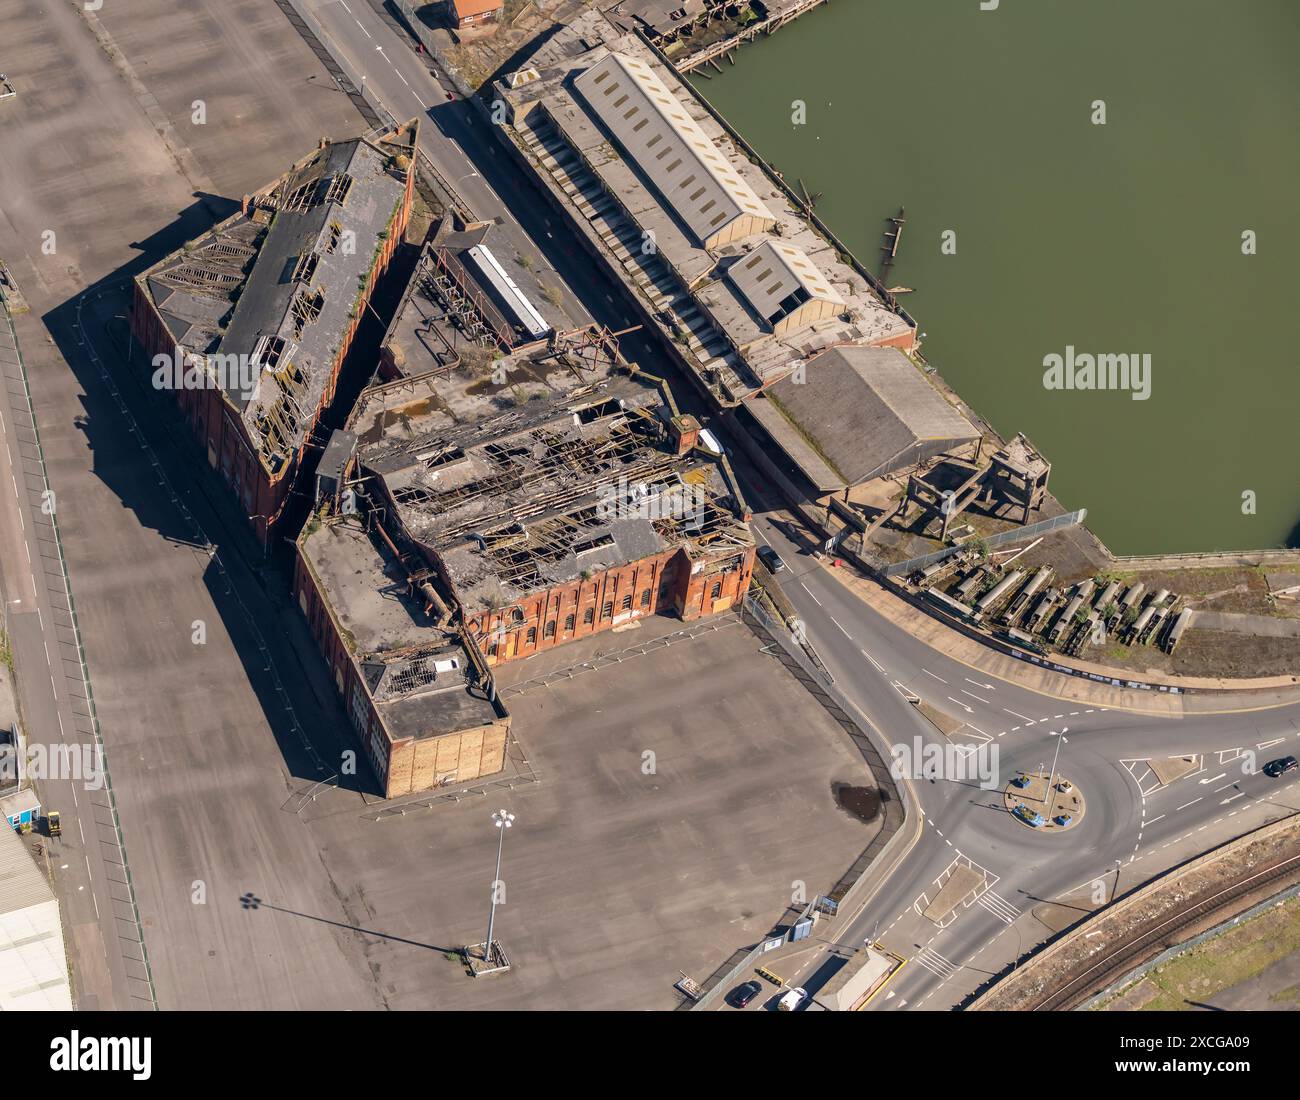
340 288 756 666
131 122 419 549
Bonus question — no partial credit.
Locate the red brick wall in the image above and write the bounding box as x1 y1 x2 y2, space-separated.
871 327 918 352
466 544 755 665
293 546 395 793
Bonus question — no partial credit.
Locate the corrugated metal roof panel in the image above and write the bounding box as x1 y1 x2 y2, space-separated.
573 52 775 247
0 817 54 918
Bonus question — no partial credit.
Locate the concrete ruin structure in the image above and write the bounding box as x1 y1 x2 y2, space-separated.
900 432 1051 540
131 122 419 549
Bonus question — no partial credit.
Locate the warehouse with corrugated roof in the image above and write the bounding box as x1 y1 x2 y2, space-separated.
573 52 776 249
726 239 844 336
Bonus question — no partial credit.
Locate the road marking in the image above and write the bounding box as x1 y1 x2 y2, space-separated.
976 889 1020 925
1145 814 1165 825
798 582 822 607
947 697 973 714
1199 772 1227 785
829 615 851 639
912 946 958 980
1176 797 1202 810
964 678 994 691
1220 792 1245 805
861 649 885 674
355 19 371 37
1004 708 1033 722
921 669 946 684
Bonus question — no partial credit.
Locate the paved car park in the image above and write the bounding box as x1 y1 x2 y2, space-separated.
294 613 880 1010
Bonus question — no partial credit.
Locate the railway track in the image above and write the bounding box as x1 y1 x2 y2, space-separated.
1028 849 1300 1010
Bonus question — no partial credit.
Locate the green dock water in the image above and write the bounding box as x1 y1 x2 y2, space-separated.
692 0 1300 554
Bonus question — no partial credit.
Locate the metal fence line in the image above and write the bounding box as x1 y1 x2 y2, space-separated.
882 509 1088 578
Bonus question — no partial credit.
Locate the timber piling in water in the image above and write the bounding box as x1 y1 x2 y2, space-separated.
879 206 906 280
674 0 830 74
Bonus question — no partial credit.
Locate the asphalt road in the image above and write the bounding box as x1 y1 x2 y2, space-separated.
733 455 1300 1008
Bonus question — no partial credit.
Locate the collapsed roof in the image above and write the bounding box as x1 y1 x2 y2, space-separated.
138 123 418 473
351 331 752 613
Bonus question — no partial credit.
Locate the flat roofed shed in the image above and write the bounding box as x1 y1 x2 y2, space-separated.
573 52 776 250
753 346 980 492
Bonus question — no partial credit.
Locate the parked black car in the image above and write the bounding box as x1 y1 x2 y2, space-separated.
1263 756 1298 778
727 980 762 1008
757 545 787 574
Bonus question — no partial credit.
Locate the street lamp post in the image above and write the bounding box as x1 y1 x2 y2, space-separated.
483 808 514 961
1045 732 1067 821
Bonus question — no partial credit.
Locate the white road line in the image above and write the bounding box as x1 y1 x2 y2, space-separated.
922 669 947 684
355 19 371 37
976 890 1020 924
913 947 958 980
829 616 851 639
1221 792 1245 805
1004 708 1033 722
798 582 822 607
1175 797 1202 810
861 649 885 673
1199 772 1227 785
